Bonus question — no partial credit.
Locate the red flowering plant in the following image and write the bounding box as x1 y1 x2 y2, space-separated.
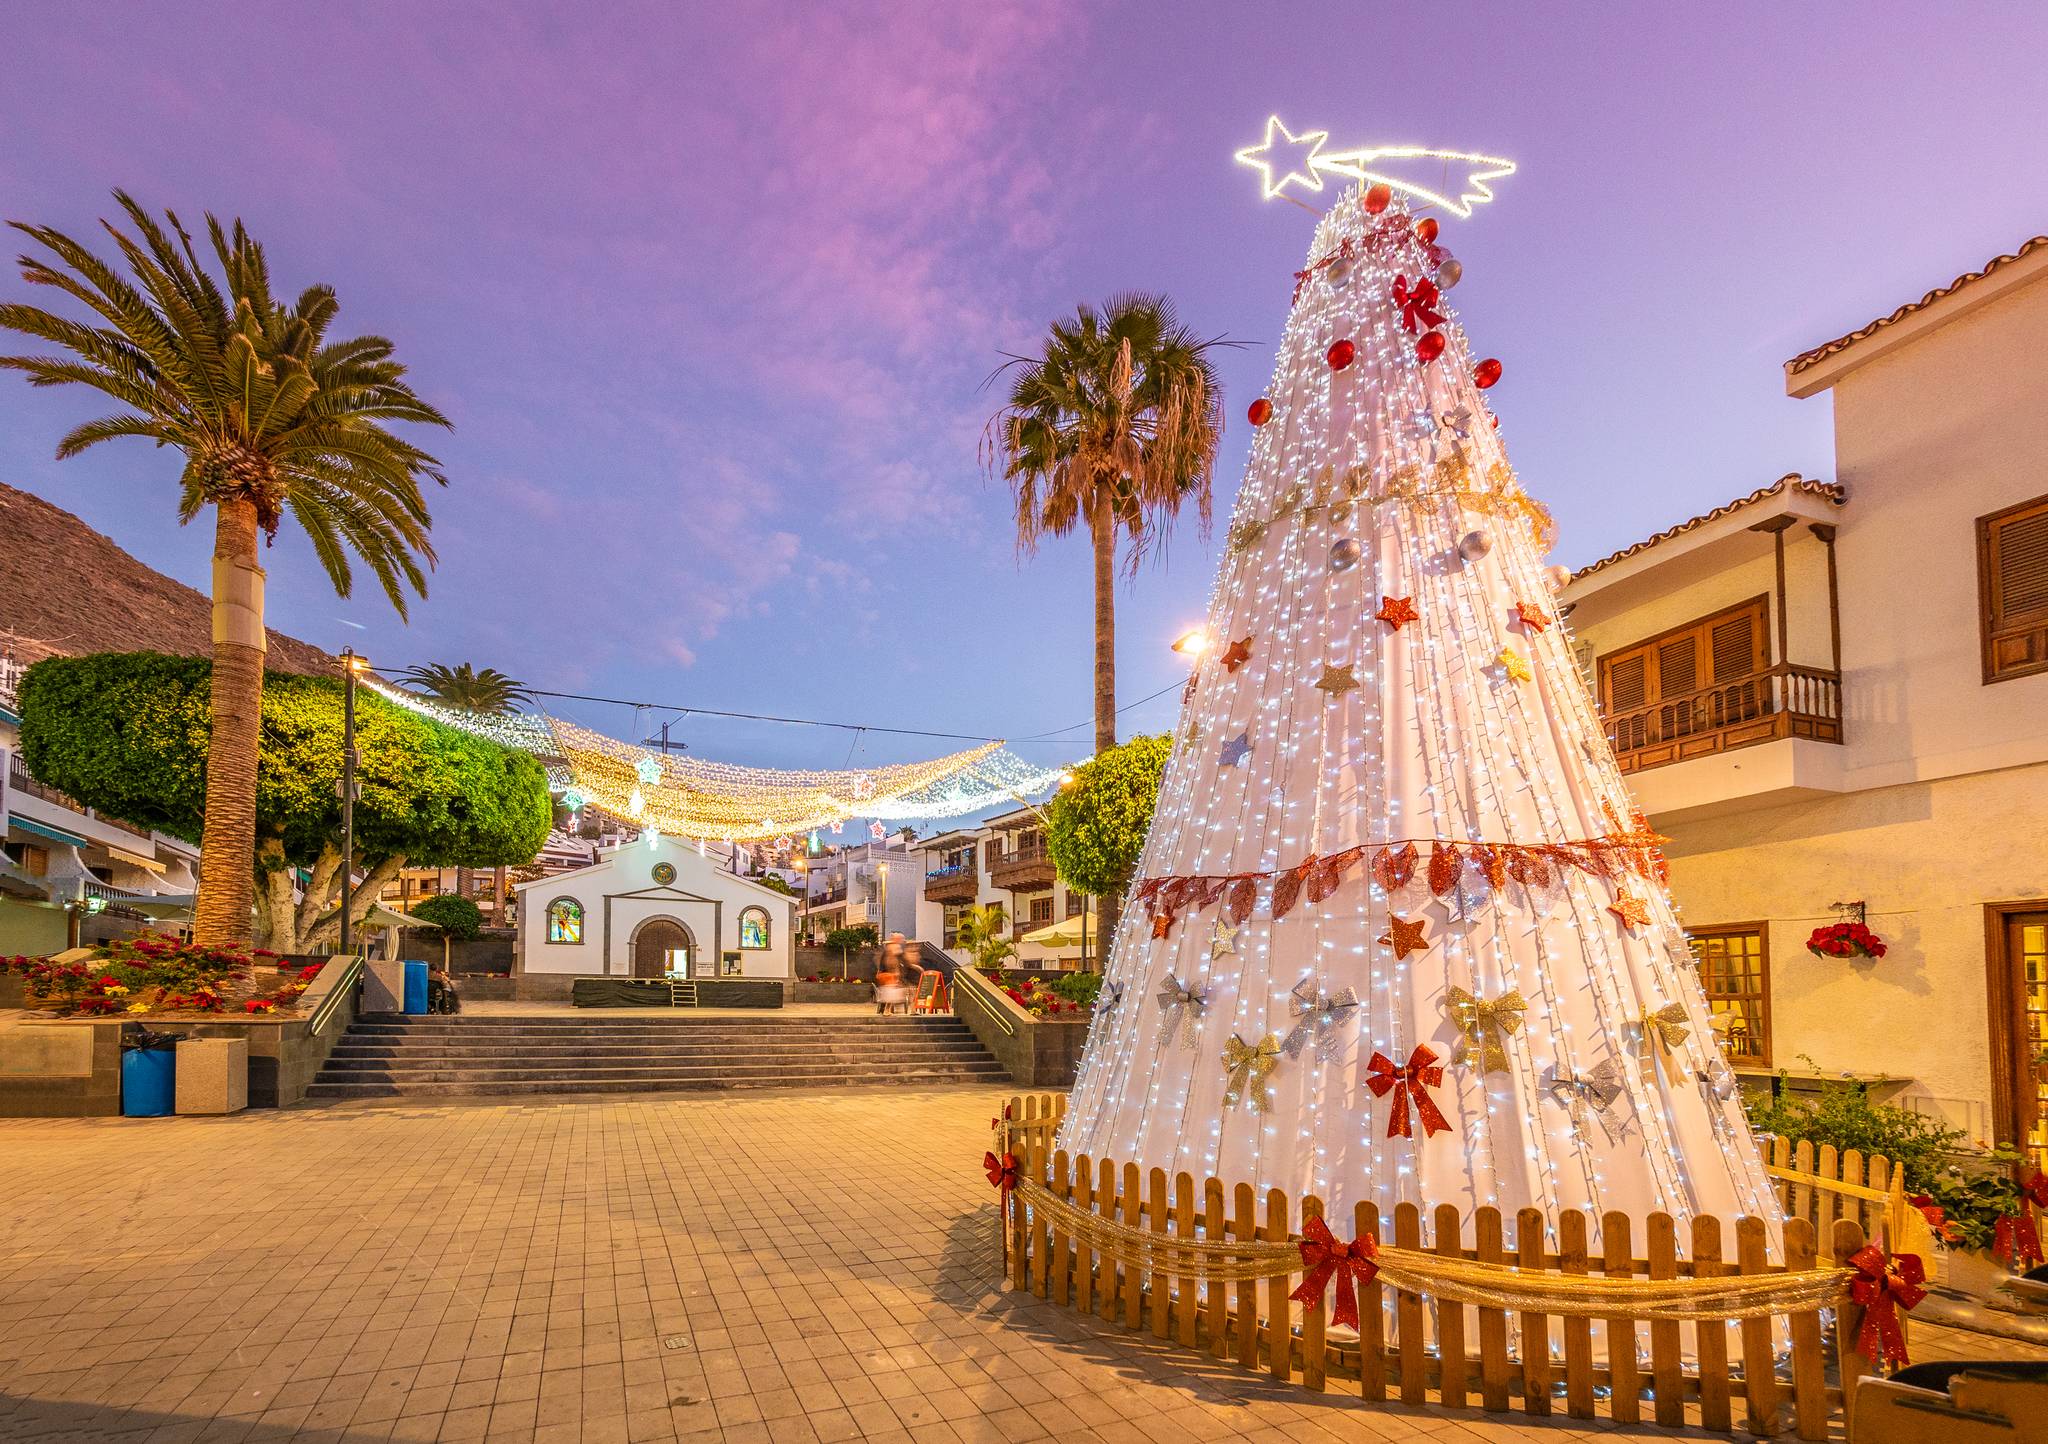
1 933 323 1017
1806 921 1887 959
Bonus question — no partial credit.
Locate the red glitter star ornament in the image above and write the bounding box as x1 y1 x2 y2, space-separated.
1220 635 1254 672
1376 596 1419 630
1152 913 1175 940
1379 914 1430 959
1608 891 1653 931
1514 601 1552 632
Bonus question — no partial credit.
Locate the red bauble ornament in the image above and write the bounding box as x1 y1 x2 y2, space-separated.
1474 358 1503 389
1326 339 1356 371
1247 398 1273 426
1364 183 1392 215
1414 332 1446 364
1415 217 1440 244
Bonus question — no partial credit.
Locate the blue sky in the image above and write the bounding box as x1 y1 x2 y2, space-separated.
3 2 2044 785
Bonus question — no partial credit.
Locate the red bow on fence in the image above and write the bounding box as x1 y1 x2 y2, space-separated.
1288 1216 1379 1328
984 1151 1019 1193
1996 1211 2044 1270
1366 1046 1451 1139
2024 1170 2048 1209
1847 1245 1926 1370
1391 275 1445 334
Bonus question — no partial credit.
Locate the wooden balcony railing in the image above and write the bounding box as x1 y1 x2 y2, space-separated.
990 842 1056 890
1604 663 1842 775
924 861 978 902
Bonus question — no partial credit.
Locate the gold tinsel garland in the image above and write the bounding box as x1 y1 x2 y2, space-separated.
1010 1178 1851 1322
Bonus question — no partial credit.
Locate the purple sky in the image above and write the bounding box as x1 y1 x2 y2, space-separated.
4 4 2045 782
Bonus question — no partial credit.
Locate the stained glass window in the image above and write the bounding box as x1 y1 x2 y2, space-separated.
739 906 770 950
546 897 583 945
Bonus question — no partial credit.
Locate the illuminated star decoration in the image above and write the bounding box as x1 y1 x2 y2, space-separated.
1608 890 1654 931
560 788 587 813
1235 115 1518 218
1313 663 1359 698
1376 595 1419 630
1514 601 1552 632
635 755 665 787
1497 647 1532 683
1220 635 1254 673
868 820 887 841
1380 914 1430 959
1232 115 1331 201
1210 918 1238 960
1219 731 1252 768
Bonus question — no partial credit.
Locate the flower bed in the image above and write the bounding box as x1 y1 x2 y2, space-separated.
1 932 325 1018
978 968 1099 1018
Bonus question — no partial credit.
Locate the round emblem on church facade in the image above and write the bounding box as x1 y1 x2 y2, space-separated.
651 861 677 886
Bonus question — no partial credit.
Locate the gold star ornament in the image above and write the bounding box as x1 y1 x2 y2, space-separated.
1608 891 1653 931
1497 647 1532 682
1313 663 1359 698
1380 914 1430 959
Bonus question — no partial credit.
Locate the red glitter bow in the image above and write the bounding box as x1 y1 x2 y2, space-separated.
1365 1046 1451 1139
984 1151 1018 1193
1288 1216 1379 1328
2024 1170 2048 1209
1392 275 1445 334
1996 1211 2044 1270
1847 1245 1926 1369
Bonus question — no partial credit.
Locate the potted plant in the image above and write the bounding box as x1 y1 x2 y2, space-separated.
1805 920 1887 959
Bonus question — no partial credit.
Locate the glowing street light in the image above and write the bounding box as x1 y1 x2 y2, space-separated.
1172 627 1211 659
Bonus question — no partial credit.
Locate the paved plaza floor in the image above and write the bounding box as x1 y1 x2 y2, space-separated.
2 1087 2043 1444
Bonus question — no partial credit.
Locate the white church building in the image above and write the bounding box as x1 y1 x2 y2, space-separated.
513 834 796 982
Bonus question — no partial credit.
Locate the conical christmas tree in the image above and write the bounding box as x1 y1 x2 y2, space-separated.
1059 184 1781 1234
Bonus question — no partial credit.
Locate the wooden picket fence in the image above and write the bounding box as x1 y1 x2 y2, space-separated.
1764 1134 1935 1262
998 1093 1886 1438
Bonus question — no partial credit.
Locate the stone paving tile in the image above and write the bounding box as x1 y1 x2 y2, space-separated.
3 1086 2044 1442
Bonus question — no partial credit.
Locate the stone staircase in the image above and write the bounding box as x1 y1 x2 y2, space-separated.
305 1012 1009 1099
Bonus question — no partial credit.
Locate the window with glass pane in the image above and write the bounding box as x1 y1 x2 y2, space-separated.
2019 921 2048 1174
545 897 583 945
738 907 770 950
1687 926 1769 1065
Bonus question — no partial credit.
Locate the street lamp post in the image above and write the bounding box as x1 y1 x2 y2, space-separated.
339 651 366 958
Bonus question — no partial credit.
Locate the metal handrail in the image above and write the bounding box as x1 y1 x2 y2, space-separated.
306 955 365 1037
952 963 1017 1037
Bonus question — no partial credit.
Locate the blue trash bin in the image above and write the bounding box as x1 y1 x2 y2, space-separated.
402 959 430 1015
121 1047 176 1117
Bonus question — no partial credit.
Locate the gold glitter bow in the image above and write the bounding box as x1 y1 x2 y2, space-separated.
1221 1032 1281 1114
1544 1058 1629 1144
1443 986 1526 1074
1636 1002 1690 1084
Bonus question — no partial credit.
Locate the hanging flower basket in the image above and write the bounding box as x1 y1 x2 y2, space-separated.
1806 921 1887 959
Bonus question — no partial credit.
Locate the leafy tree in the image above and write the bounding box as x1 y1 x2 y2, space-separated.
398 662 533 714
410 892 482 970
750 874 801 899
985 295 1225 948
1045 734 1170 969
953 903 1016 975
0 192 450 945
822 922 877 977
17 652 549 952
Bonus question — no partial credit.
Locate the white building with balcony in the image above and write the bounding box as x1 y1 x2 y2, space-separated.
1561 233 2048 1163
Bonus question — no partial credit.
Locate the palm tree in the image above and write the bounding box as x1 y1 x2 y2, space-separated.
985 293 1226 954
954 902 1016 975
0 192 449 946
398 662 533 715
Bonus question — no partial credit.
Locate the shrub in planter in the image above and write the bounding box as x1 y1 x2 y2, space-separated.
1805 921 1887 959
0 934 319 1017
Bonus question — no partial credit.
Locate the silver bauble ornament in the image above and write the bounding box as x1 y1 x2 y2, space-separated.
1325 257 1352 287
1328 538 1362 572
1457 529 1493 561
1546 563 1574 594
1435 257 1463 290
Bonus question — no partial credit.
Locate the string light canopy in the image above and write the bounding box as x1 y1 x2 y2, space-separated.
1234 115 1516 215
361 676 1066 843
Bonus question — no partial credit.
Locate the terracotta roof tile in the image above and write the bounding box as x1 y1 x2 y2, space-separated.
1786 235 2048 375
1571 474 1844 581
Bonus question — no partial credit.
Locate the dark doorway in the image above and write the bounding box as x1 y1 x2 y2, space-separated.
632 918 693 979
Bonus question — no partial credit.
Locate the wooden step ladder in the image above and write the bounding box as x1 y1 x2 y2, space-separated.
667 980 698 1008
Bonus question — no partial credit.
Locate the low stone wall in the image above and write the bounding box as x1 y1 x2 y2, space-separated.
793 980 872 1004
0 955 361 1115
396 930 515 974
952 969 1091 1087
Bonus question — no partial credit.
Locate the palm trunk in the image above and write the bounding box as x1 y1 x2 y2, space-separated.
1090 499 1120 971
193 499 265 946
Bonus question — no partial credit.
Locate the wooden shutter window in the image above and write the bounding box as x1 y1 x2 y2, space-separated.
1710 612 1756 683
1606 653 1647 712
1981 495 2048 682
1598 596 1769 763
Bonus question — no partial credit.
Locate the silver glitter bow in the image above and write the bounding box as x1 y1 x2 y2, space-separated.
1280 978 1359 1062
1544 1057 1629 1145
1697 1056 1738 1104
1156 976 1207 1049
1094 981 1125 1017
